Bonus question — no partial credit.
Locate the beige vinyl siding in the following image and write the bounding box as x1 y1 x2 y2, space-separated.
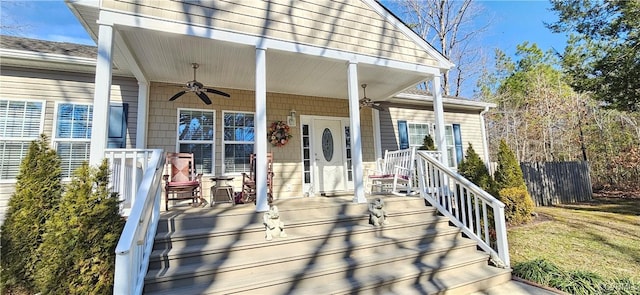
147 82 376 199
0 67 139 147
380 105 487 163
102 0 439 66
0 67 138 225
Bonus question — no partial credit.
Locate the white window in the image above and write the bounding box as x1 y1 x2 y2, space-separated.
445 125 456 167
0 99 45 180
408 123 430 147
222 111 254 174
177 108 215 174
54 103 93 178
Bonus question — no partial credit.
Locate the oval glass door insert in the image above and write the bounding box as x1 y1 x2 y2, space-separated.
322 128 334 161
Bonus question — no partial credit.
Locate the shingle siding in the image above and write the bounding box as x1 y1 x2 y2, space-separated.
147 82 376 199
101 0 440 66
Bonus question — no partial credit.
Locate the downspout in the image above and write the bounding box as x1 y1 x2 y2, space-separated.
480 106 491 171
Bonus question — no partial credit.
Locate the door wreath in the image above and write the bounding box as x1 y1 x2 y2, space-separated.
268 121 293 147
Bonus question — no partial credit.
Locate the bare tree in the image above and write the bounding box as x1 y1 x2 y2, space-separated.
396 0 490 96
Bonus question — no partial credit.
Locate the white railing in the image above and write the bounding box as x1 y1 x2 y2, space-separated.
421 150 442 162
105 149 157 216
415 151 510 267
111 149 165 295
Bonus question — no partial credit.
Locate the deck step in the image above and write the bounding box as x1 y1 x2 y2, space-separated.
144 195 511 294
151 209 449 252
146 230 473 281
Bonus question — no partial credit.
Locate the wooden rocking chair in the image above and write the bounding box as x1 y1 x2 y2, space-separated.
241 153 274 205
163 152 204 210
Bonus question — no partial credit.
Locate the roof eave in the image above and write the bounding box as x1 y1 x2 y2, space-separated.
0 48 135 77
393 92 496 110
0 48 96 67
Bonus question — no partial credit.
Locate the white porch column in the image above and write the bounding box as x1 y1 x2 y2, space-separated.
432 74 449 165
347 61 366 203
372 109 382 160
89 24 114 166
135 81 149 148
480 106 491 168
255 46 269 212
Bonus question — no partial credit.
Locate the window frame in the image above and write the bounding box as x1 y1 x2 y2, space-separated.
221 110 256 175
0 98 46 182
407 122 431 148
175 107 216 175
400 120 459 169
53 101 94 179
444 124 457 168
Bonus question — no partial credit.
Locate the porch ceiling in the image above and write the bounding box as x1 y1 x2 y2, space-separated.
118 28 425 101
68 2 430 102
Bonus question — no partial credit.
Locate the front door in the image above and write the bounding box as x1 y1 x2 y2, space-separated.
312 118 347 193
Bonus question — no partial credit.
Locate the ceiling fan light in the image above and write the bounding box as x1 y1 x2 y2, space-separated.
168 63 230 105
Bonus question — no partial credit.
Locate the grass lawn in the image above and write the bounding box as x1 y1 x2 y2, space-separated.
508 195 640 282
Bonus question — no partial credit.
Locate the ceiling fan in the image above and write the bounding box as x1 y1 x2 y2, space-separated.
169 63 230 105
359 84 384 111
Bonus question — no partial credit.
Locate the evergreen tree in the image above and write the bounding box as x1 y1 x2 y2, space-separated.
457 143 496 196
35 159 124 294
548 0 640 112
1 135 62 293
418 134 437 150
493 139 533 224
494 139 526 190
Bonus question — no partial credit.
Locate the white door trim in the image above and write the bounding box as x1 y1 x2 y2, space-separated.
300 115 352 196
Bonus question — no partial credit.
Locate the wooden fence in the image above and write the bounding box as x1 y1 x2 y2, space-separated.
520 161 593 206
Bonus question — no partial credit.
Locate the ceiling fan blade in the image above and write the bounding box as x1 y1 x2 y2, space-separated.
169 90 187 101
205 88 231 98
196 91 212 105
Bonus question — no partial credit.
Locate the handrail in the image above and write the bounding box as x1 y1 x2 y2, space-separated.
105 149 155 216
112 149 164 295
415 151 510 267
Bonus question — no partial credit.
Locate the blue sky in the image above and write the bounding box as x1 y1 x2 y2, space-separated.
1 0 567 94
479 1 567 56
1 1 94 45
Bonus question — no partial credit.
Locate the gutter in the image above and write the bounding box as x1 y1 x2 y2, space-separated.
0 48 96 67
393 92 497 110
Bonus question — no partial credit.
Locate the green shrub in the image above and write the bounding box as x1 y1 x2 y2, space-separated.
457 143 497 196
552 270 603 295
35 159 125 294
599 278 640 295
494 139 526 190
514 259 640 295
418 134 436 150
498 186 534 225
513 258 563 286
1 135 62 293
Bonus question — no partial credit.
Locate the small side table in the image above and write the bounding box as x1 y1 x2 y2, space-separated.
210 176 235 206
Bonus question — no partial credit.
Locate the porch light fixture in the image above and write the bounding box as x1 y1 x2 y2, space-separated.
288 109 297 127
